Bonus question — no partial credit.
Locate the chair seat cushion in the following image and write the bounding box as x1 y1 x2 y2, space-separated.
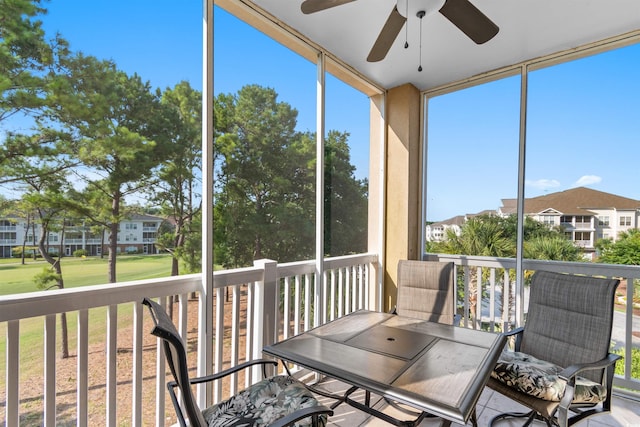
202 375 326 427
491 351 606 403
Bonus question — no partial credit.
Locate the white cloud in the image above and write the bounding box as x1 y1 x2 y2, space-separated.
573 175 602 187
525 179 561 190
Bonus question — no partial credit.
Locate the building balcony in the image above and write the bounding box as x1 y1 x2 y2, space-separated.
1 252 638 426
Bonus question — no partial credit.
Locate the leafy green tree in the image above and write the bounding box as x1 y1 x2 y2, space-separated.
214 84 368 267
431 214 581 321
323 130 368 256
434 215 514 257
153 81 202 275
0 0 68 125
214 85 310 267
0 0 71 183
523 235 580 261
45 54 175 282
597 228 640 265
18 164 75 358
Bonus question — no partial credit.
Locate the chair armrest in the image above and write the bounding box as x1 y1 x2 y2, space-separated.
268 405 333 427
558 353 622 382
503 326 524 337
166 359 280 421
503 326 524 351
188 359 278 385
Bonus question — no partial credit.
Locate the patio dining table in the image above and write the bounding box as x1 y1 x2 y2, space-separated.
263 309 506 427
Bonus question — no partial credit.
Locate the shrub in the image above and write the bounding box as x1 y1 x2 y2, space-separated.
614 346 640 379
73 249 88 257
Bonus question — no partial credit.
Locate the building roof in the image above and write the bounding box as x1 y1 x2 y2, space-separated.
128 213 164 221
431 215 466 227
508 187 640 216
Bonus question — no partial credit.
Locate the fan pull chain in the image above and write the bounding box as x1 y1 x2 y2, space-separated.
417 10 425 72
404 0 409 48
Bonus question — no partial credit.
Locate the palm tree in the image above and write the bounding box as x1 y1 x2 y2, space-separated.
434 215 514 323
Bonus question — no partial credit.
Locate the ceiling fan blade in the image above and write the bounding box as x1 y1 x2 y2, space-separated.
367 6 406 62
439 0 499 44
301 0 357 14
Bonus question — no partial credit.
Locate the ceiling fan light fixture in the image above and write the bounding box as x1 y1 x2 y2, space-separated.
396 0 446 18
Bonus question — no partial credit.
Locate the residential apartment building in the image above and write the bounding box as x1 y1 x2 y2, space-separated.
425 210 499 243
427 187 640 259
0 214 164 258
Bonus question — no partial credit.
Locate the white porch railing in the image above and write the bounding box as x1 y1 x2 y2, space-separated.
0 253 377 426
2 251 638 426
425 253 640 395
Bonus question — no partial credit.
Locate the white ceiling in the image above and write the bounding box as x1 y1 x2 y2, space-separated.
249 0 640 91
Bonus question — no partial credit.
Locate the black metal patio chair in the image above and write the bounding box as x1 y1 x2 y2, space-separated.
142 297 332 427
487 270 621 427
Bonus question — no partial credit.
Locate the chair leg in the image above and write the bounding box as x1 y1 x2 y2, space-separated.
489 410 552 427
470 408 478 427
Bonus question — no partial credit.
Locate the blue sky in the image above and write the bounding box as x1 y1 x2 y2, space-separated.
5 2 640 222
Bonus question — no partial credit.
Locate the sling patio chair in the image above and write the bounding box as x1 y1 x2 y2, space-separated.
389 260 467 425
142 297 332 427
487 270 621 427
394 260 460 325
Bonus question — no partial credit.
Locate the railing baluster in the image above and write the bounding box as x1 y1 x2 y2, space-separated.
475 266 482 330
283 277 291 338
155 299 166 427
44 314 56 427
489 268 496 332
230 284 240 395
106 305 117 427
304 273 311 330
345 266 352 314
330 269 336 321
462 265 469 328
322 270 328 324
358 264 364 309
78 309 89 427
245 282 254 388
214 286 224 401
294 275 301 336
624 275 635 384
364 263 370 309
338 267 344 318
132 303 143 427
502 270 510 332
6 320 19 427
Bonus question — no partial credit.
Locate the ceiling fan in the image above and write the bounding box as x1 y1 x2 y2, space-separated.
300 0 499 63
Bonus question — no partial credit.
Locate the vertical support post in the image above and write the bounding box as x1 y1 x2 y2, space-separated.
253 259 278 382
199 0 215 409
315 53 326 328
515 64 528 328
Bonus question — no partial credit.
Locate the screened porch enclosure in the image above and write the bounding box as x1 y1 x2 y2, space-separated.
2 0 640 425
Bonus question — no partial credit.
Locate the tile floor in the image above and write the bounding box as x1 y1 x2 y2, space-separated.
310 377 640 427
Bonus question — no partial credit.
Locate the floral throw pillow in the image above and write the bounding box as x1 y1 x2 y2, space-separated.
202 375 326 427
491 351 606 403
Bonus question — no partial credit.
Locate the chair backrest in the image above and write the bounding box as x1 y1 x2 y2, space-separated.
142 298 207 427
520 271 619 383
396 260 456 324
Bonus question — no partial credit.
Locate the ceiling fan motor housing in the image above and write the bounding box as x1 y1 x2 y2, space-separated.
397 0 446 18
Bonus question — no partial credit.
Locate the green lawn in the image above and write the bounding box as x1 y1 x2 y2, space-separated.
0 254 174 376
0 254 173 295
